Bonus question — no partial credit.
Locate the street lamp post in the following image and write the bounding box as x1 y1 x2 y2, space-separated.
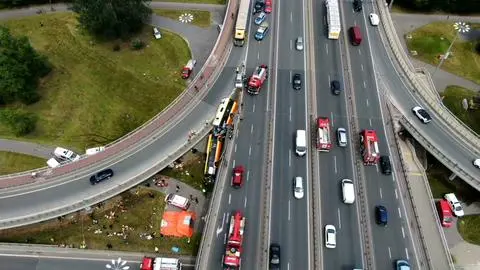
432 22 470 77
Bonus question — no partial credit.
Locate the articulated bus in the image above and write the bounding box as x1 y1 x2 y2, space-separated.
213 98 230 127
225 101 238 126
204 133 214 176
234 0 250 46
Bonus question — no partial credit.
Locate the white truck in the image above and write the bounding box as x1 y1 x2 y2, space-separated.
54 147 80 162
325 0 341 39
140 256 181 270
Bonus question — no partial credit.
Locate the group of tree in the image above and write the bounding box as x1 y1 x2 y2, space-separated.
72 0 152 40
0 0 69 7
393 0 480 14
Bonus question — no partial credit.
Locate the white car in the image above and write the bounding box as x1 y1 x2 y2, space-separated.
293 176 304 199
153 27 162 39
86 146 105 156
444 193 464 217
369 13 379 26
325 225 336 248
473 159 480 169
295 36 304 51
337 127 347 147
412 106 432 124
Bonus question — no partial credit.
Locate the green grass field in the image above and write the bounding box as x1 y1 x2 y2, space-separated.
154 9 211 28
153 0 226 4
442 85 480 134
406 22 480 84
0 188 201 255
458 215 480 245
0 151 45 175
161 151 207 190
0 13 190 151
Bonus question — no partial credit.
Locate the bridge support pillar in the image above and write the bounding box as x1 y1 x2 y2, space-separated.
448 172 457 181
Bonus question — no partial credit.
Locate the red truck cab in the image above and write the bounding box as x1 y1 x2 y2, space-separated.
438 199 453 228
232 165 244 188
181 59 196 79
140 257 154 270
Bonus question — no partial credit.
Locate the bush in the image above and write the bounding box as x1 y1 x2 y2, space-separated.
475 42 480 54
0 108 38 136
112 44 121 51
130 38 144 50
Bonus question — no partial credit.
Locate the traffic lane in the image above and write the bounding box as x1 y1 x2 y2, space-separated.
0 256 142 270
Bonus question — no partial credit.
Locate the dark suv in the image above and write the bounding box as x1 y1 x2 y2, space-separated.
269 243 281 269
253 0 265 13
375 205 388 226
331 80 341 95
353 0 362 12
380 155 392 175
292 73 302 90
90 168 114 185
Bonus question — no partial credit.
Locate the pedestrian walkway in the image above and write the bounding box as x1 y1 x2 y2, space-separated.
148 175 208 232
390 12 480 92
397 138 452 269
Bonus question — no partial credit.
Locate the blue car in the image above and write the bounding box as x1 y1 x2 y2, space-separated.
375 205 388 226
396 260 410 270
254 12 267 25
255 22 269 41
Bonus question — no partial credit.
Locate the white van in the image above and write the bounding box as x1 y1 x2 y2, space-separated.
54 147 80 162
295 130 307 156
46 157 61 168
341 179 355 204
165 193 190 210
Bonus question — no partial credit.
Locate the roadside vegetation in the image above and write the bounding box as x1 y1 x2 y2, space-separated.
153 0 226 5
0 13 190 150
0 151 45 175
153 9 211 28
458 215 480 245
161 150 207 190
405 22 480 84
441 85 480 134
0 187 201 255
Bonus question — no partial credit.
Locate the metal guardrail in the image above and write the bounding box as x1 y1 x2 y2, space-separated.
376 0 480 156
0 0 235 187
399 117 480 190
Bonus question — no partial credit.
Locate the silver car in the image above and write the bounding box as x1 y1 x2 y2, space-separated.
337 127 347 147
295 37 304 51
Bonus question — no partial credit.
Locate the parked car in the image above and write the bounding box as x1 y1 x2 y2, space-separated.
444 193 464 217
90 168 114 185
265 0 272 13
153 27 162 39
255 22 270 41
86 146 105 156
254 12 267 25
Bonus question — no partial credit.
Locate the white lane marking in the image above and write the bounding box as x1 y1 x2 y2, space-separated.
290 39 293 50
330 112 334 127
366 98 369 107
337 208 342 229
289 106 292 122
290 12 293 22
363 81 366 88
228 193 231 204
289 70 292 82
402 226 406 238
361 64 364 71
405 248 410 260
375 163 379 172
288 200 291 221
395 189 398 199
369 118 372 127
358 49 362 55
325 43 329 55
388 247 392 259
253 103 256 113
289 149 292 167
288 262 290 270
379 188 383 199
232 159 235 168
249 146 252 156
224 234 227 244
251 124 254 134
234 144 237 153
246 170 250 182
328 74 331 84
244 197 247 208
398 207 402 219
333 156 337 174
257 51 260 59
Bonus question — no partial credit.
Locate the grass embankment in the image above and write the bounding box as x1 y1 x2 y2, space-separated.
405 22 480 84
0 151 45 175
161 151 207 190
441 85 480 134
458 215 480 245
0 188 201 255
154 9 211 28
0 13 190 150
153 0 226 4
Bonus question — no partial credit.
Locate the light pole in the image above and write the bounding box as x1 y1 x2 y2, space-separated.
432 22 470 77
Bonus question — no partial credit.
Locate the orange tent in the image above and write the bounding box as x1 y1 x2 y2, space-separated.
161 211 195 237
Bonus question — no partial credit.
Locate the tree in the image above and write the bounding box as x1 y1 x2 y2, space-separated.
0 108 38 136
72 0 152 40
0 26 51 105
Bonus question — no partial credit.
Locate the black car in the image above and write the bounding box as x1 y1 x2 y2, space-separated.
253 0 265 13
375 205 388 226
292 73 302 90
353 0 362 11
90 168 114 185
380 155 392 175
331 80 341 95
269 243 281 269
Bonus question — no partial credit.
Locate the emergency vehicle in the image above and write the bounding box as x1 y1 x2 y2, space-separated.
316 117 332 152
359 129 380 165
224 211 246 269
247 64 268 95
181 59 196 79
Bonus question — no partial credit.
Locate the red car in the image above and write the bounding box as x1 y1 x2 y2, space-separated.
265 0 272 13
232 165 244 188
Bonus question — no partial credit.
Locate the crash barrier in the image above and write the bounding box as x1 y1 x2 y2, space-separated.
375 0 480 156
0 0 236 187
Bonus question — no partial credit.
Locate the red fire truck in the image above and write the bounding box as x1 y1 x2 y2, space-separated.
359 129 380 165
437 199 453 228
247 64 268 95
224 211 246 269
316 117 332 152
